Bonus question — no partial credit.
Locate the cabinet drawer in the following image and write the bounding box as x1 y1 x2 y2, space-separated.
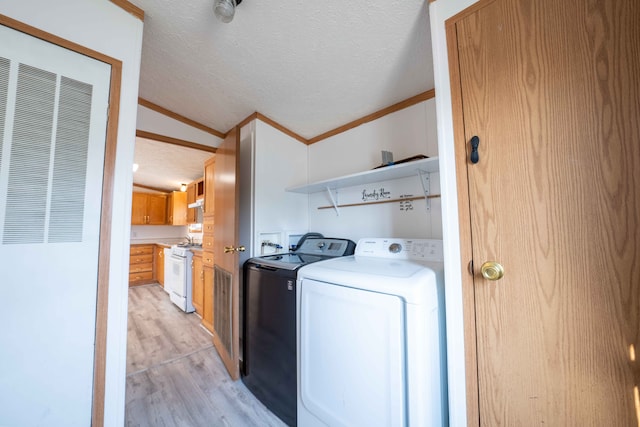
203 222 214 234
202 235 214 251
130 254 153 265
130 245 154 255
202 251 214 267
129 271 153 283
130 262 153 273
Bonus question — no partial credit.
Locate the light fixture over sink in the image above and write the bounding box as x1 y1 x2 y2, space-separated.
180 183 187 192
214 0 243 23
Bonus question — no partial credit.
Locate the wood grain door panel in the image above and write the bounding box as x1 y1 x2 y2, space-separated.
213 126 241 380
450 0 640 424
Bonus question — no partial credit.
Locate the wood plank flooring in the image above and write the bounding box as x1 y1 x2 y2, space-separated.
125 284 287 427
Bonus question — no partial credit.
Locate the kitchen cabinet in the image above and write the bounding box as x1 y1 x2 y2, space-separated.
203 156 215 217
201 156 215 333
167 191 187 225
186 177 204 224
129 244 155 285
191 251 204 315
154 245 165 287
131 192 167 225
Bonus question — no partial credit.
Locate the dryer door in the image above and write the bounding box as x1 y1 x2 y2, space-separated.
298 279 406 427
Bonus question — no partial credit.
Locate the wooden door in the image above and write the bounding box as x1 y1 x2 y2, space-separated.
204 156 215 217
187 181 197 223
449 0 640 424
131 192 147 224
146 194 167 225
155 245 165 287
191 253 204 315
213 127 242 380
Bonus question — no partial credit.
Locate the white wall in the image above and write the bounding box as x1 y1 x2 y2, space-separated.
238 119 309 266
307 99 441 242
0 1 143 425
430 1 480 426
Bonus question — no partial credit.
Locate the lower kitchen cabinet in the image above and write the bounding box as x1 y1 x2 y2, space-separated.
191 252 204 315
129 244 155 285
154 245 165 287
202 265 214 333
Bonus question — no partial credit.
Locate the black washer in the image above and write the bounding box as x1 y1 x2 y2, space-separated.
242 237 355 427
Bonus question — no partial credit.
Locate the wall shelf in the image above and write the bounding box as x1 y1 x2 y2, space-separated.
286 156 439 194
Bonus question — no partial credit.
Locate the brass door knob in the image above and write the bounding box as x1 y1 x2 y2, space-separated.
224 245 246 253
481 261 504 281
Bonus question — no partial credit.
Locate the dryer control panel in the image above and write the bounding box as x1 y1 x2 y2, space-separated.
355 238 444 262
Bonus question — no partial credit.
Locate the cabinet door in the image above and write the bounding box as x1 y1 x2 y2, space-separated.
202 266 214 333
167 191 187 225
186 182 197 224
155 245 165 286
204 156 215 216
192 254 204 315
146 194 167 225
131 192 147 225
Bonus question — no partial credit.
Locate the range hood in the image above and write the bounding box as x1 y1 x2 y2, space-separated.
188 198 204 209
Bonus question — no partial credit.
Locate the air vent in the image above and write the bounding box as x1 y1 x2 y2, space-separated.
1 61 93 245
214 265 233 357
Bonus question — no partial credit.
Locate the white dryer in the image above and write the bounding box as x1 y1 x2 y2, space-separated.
296 238 447 427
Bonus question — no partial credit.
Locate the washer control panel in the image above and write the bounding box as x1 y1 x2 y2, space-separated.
355 238 444 262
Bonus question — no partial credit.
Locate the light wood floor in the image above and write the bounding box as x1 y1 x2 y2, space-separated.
125 284 287 427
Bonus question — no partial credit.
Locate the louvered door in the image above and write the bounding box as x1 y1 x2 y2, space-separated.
0 24 111 426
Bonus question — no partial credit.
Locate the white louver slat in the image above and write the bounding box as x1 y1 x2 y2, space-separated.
1 63 93 244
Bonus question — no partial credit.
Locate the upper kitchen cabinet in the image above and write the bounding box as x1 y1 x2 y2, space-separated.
131 192 167 225
203 156 215 218
187 177 204 224
167 191 187 225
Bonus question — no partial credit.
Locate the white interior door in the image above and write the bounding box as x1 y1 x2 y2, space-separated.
0 25 110 426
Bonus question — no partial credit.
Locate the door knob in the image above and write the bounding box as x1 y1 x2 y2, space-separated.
224 245 246 253
481 261 504 281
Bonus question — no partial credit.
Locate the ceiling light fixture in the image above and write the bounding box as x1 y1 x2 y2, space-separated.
180 183 187 192
214 0 242 23
132 163 139 172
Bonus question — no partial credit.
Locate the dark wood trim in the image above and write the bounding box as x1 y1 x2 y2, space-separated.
136 130 217 153
255 113 309 144
307 89 436 144
138 97 226 139
235 112 308 144
133 183 171 193
0 14 124 67
0 13 125 427
236 112 258 131
92 59 122 427
110 0 145 21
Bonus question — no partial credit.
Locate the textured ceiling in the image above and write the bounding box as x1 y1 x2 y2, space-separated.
130 0 434 139
133 137 213 192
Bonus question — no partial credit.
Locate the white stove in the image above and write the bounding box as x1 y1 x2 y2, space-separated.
164 244 195 312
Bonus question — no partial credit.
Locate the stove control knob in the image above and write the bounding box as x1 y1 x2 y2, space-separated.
316 241 326 249
389 243 402 254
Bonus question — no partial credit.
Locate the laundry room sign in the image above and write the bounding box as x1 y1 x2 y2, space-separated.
361 187 391 202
